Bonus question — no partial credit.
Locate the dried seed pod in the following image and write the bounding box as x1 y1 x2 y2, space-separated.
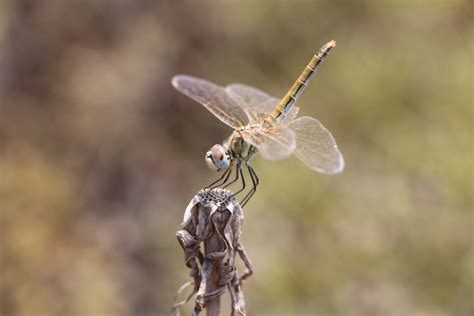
172 189 253 316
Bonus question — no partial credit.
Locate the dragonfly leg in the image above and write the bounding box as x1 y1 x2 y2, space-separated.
223 162 241 189
233 165 246 195
250 164 259 185
207 166 233 189
240 163 259 207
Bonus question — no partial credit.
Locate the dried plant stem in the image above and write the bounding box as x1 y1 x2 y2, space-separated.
203 229 223 316
172 189 253 316
206 300 220 316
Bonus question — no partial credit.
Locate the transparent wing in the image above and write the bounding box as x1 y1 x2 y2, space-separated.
242 125 296 160
226 83 299 122
287 116 344 174
172 75 250 129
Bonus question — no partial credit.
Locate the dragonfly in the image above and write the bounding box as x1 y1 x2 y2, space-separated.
172 40 344 207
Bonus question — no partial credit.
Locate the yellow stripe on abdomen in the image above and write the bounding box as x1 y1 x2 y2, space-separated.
270 40 336 123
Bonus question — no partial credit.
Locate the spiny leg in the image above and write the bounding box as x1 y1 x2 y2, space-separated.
240 164 256 207
233 165 246 195
207 166 233 189
215 166 233 188
249 163 259 186
223 162 241 189
240 164 257 207
240 163 259 207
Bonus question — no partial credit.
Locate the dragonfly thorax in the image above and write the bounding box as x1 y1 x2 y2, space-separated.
228 130 255 161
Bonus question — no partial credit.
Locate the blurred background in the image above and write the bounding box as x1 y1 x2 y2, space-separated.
0 1 472 315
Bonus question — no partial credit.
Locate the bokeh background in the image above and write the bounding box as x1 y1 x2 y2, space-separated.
0 1 472 315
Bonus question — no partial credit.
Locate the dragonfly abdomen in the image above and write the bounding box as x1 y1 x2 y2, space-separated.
270 40 336 123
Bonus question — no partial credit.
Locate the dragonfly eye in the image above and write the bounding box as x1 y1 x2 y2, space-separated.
205 144 230 171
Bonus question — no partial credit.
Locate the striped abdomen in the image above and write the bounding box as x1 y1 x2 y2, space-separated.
270 40 336 123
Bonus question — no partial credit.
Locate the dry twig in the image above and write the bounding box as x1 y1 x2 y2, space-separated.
172 188 253 316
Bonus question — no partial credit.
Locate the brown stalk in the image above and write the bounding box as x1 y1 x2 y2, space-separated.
172 189 253 316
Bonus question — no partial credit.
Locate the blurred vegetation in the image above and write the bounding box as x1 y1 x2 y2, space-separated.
0 1 472 315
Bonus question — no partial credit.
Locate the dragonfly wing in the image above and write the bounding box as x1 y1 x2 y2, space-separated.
287 116 344 174
286 106 299 121
242 125 296 160
172 75 249 129
226 83 299 123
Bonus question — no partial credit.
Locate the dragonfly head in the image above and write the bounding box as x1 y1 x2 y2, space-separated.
205 144 231 171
